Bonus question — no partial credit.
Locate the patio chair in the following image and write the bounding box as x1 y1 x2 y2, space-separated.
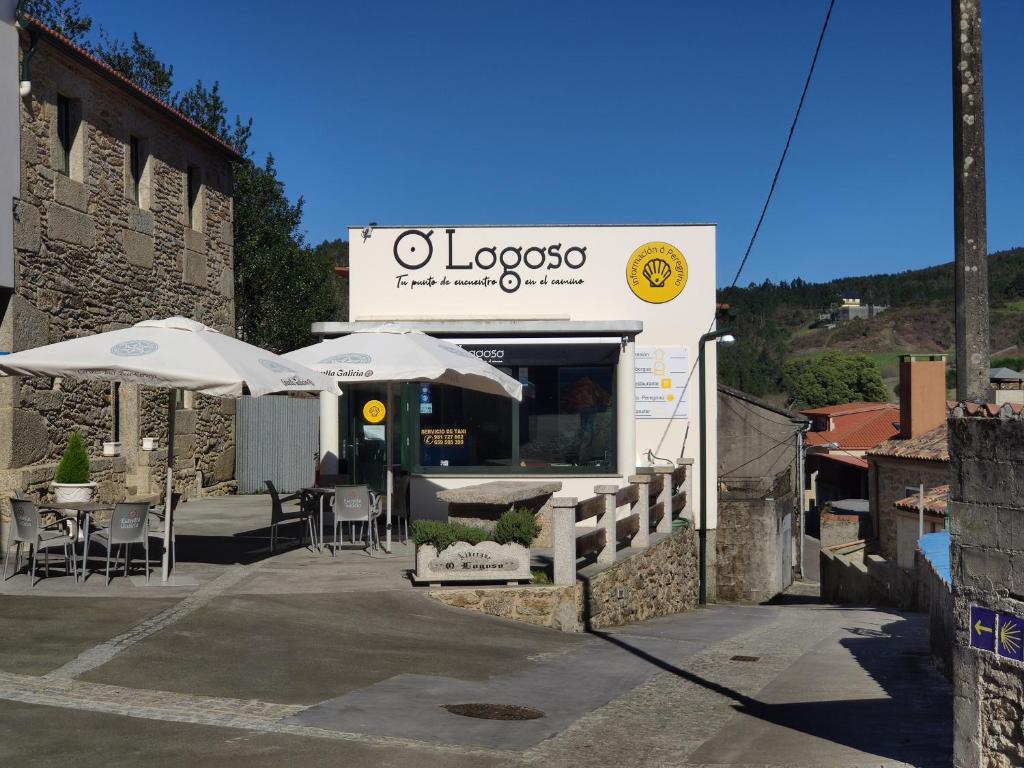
359 460 408 545
3 498 77 586
85 502 151 585
147 492 181 568
266 481 314 552
330 485 377 555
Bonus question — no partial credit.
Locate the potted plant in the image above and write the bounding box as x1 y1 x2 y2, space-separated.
102 440 121 456
413 508 538 584
51 431 96 503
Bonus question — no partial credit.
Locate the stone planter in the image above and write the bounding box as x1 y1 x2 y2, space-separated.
142 437 159 451
103 441 121 456
51 482 97 504
414 541 531 584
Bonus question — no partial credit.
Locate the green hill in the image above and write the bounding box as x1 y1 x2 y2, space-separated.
717 247 1024 403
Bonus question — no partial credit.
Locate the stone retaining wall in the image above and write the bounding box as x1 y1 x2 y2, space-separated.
428 527 698 633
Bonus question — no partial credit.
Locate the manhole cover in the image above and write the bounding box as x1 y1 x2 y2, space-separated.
730 655 760 662
442 703 545 720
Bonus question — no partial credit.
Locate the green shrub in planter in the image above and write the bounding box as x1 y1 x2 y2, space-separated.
412 520 490 552
494 507 540 547
54 431 90 484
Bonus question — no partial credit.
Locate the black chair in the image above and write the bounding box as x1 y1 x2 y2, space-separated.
266 481 314 552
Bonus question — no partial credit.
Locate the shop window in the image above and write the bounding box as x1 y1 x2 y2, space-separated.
415 362 616 474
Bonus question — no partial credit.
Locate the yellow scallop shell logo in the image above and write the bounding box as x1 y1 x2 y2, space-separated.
362 399 386 424
626 242 688 304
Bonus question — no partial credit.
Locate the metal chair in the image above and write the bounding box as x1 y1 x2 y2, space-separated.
359 460 408 546
3 498 77 586
266 481 314 552
85 502 150 585
330 485 377 555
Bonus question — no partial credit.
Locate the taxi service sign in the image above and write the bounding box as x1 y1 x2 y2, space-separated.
362 400 386 424
970 605 1024 661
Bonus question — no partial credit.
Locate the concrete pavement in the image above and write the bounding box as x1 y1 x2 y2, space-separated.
0 496 951 767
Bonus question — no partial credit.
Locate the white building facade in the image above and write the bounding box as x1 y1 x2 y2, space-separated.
316 224 719 530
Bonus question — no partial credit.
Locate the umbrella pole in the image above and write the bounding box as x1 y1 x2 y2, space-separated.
385 383 393 554
162 389 176 582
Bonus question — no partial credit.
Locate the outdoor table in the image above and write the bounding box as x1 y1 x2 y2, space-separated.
300 487 335 552
48 501 115 581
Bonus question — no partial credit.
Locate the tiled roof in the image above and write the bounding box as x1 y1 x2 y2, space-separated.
868 424 949 462
800 401 895 417
895 484 949 516
811 453 869 470
805 404 900 450
950 401 1024 418
20 15 242 159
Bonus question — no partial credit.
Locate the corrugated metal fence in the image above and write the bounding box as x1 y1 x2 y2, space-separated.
236 395 318 493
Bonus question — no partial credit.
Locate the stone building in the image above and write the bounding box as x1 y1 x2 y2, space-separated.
949 402 1024 766
717 385 808 602
0 12 240 527
866 356 949 562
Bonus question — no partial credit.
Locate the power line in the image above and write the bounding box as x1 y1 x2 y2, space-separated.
728 0 837 290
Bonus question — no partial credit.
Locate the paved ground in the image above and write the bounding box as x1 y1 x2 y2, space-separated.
0 496 952 767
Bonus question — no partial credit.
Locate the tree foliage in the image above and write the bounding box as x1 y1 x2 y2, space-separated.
93 32 175 103
22 0 92 42
54 431 90 483
783 352 889 409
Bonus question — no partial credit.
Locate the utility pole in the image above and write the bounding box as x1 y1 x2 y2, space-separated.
952 0 990 402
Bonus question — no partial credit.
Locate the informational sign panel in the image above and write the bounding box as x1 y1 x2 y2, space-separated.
635 346 690 419
970 605 1023 661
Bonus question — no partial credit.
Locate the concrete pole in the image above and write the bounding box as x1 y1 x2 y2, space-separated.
952 0 990 402
616 337 636 478
318 391 340 476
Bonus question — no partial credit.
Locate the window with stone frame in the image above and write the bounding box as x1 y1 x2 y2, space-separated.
186 164 203 231
55 93 82 179
127 134 151 208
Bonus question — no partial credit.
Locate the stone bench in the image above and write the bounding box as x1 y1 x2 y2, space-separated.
436 480 563 545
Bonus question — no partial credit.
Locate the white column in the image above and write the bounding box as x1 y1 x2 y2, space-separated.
319 391 340 476
616 337 636 478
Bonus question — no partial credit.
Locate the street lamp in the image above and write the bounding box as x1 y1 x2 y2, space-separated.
698 329 735 606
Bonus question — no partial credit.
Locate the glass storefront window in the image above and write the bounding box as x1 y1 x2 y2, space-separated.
415 360 616 474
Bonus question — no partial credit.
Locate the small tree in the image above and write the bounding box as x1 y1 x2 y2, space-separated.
54 431 90 484
784 351 889 409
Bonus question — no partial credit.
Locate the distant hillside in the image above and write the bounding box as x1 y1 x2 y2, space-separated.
717 247 1024 402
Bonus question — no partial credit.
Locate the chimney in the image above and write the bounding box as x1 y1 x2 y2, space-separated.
899 355 947 439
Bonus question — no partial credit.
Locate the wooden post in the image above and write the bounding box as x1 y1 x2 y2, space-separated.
594 485 618 564
629 475 651 548
550 497 578 587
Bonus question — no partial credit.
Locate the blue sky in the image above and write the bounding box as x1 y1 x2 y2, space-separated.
92 0 1023 288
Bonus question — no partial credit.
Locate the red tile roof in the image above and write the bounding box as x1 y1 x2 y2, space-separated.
868 424 949 462
800 401 895 417
951 401 1024 418
805 403 900 451
21 15 242 159
894 484 949 516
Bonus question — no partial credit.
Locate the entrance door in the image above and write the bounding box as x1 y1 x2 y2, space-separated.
345 385 404 497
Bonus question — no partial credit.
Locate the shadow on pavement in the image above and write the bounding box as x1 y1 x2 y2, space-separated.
174 521 309 565
581 576 950 765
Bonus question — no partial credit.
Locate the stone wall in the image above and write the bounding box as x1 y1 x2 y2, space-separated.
870 456 948 560
716 480 797 603
949 408 1024 766
820 511 872 550
428 527 698 632
581 527 698 629
1 31 236 531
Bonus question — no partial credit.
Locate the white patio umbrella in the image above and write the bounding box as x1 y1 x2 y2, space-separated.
0 316 338 582
284 324 522 551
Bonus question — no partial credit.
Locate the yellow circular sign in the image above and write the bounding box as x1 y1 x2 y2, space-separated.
362 399 386 424
626 241 688 304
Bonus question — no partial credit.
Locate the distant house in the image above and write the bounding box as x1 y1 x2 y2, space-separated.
866 356 949 565
990 367 1024 406
801 401 900 508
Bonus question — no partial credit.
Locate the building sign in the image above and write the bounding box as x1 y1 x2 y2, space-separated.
626 242 688 304
415 541 532 583
635 346 690 419
419 384 433 414
970 605 1023 660
362 400 386 424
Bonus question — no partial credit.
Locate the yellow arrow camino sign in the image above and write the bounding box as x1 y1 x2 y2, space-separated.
970 606 997 653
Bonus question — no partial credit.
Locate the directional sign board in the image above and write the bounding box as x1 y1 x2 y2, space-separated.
970 606 997 653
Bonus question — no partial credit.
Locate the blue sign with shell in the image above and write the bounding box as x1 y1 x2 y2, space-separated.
970 605 1024 661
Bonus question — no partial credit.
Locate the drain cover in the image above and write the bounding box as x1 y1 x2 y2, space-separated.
730 655 760 662
442 703 545 721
